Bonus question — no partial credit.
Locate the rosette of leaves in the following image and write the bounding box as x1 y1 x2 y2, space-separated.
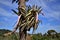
23 5 43 32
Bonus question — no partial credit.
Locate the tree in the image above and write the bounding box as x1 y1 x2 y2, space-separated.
4 0 43 40
47 30 57 35
47 30 58 38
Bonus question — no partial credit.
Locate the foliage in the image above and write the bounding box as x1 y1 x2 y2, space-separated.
0 29 60 40
12 5 42 33
0 29 19 40
11 0 43 34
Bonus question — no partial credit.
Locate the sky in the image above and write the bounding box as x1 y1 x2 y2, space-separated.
0 0 60 34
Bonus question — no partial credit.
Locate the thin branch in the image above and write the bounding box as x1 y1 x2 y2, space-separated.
12 14 22 33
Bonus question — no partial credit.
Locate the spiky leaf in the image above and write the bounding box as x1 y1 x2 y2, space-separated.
25 0 29 2
12 9 19 15
12 0 16 3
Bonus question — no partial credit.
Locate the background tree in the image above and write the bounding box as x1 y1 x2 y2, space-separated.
47 30 57 36
47 30 58 38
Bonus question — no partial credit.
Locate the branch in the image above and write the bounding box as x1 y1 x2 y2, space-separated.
12 14 22 33
3 14 22 36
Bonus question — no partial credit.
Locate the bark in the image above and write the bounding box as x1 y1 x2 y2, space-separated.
18 0 26 9
12 15 22 34
19 28 27 40
18 0 27 40
36 12 38 23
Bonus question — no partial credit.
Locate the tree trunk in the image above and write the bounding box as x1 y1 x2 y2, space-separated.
19 28 27 40
18 0 26 9
18 0 27 40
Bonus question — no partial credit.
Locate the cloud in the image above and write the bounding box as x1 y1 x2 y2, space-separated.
35 23 60 34
0 0 18 17
0 0 17 9
39 0 60 21
0 0 18 30
0 8 17 17
46 0 55 2
45 11 60 20
27 0 60 34
26 0 42 6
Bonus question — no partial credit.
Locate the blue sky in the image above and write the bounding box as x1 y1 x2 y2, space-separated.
0 0 60 34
